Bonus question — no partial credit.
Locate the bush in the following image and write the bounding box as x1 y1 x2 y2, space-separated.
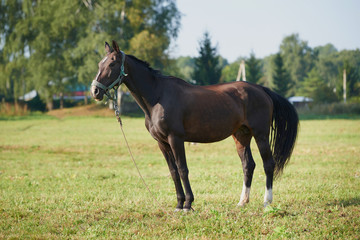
297 102 360 115
0 101 29 116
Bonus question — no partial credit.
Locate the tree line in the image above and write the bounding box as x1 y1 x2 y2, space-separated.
1 1 359 111
187 32 360 104
0 0 180 110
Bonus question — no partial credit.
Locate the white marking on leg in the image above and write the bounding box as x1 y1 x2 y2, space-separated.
238 182 251 206
263 187 273 207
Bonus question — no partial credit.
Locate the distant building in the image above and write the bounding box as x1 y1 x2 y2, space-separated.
288 96 313 108
53 84 89 101
19 90 38 101
19 84 90 102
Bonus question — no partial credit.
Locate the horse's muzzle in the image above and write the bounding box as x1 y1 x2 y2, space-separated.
91 85 104 101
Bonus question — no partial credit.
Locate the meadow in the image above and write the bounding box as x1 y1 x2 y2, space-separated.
0 112 359 239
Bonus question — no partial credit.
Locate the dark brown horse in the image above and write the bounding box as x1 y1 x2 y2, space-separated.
91 41 299 211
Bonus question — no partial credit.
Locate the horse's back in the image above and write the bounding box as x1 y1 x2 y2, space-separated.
163 80 273 142
197 81 273 124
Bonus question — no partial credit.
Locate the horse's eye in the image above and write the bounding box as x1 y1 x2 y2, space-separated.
109 62 115 67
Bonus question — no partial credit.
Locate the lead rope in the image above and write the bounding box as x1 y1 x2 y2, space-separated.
113 100 165 211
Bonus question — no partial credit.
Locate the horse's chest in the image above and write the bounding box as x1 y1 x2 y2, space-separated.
146 117 169 142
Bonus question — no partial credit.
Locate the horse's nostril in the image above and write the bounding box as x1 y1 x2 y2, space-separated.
94 88 99 96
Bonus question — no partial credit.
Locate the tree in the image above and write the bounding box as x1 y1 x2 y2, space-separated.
337 61 360 100
0 0 33 103
312 48 360 100
221 59 242 83
28 0 84 110
315 43 337 58
0 0 88 110
192 32 222 85
175 56 195 82
74 0 181 87
0 0 181 110
301 68 337 103
246 51 263 84
280 33 317 95
272 53 291 97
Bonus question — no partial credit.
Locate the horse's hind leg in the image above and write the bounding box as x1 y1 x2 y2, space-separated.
233 127 255 206
254 133 275 207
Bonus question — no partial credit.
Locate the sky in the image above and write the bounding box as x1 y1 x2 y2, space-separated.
172 0 360 62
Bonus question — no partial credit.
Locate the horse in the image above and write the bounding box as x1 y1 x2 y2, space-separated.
90 40 299 212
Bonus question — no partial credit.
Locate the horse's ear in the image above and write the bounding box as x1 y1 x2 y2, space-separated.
105 42 112 54
112 40 120 53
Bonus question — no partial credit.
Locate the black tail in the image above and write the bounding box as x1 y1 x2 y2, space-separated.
262 87 299 178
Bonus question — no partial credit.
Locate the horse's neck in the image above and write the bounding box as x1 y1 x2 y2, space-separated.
124 60 159 117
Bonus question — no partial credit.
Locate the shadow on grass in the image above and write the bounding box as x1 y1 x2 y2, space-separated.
121 112 145 118
0 113 56 121
263 205 296 218
329 197 360 207
0 111 145 121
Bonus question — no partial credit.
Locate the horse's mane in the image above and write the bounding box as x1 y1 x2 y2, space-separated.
126 54 191 86
127 55 162 77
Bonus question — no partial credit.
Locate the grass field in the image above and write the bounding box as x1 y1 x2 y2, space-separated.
1 111 360 239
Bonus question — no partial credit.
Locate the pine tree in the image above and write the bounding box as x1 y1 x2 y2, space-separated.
192 32 222 85
272 53 291 97
246 51 262 84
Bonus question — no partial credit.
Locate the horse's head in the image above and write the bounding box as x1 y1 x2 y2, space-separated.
91 40 127 101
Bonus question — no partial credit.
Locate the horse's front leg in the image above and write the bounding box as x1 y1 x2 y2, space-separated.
158 142 185 211
168 135 194 211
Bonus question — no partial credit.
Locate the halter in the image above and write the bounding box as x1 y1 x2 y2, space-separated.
91 50 128 100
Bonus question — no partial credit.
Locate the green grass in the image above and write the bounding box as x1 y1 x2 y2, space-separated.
1 115 360 239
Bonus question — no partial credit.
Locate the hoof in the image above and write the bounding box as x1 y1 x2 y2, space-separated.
183 207 194 213
174 208 182 212
263 201 272 208
237 200 249 207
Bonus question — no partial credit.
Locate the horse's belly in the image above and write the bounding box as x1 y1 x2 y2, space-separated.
184 132 231 143
181 90 245 143
183 114 241 143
